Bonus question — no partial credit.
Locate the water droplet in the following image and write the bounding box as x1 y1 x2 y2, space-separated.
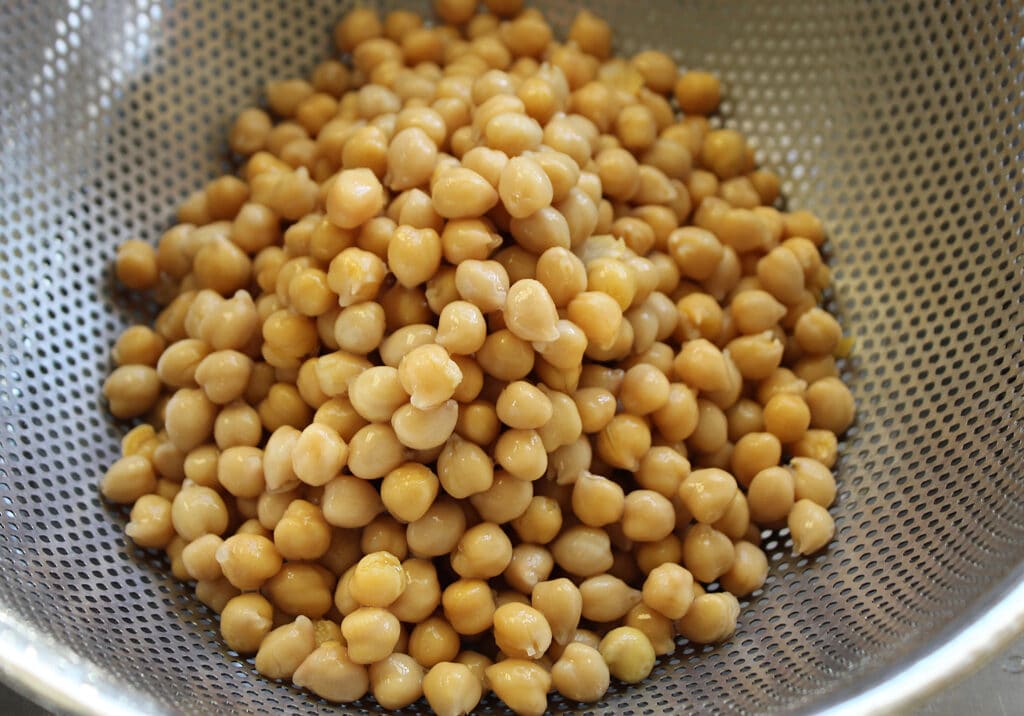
1002 654 1024 674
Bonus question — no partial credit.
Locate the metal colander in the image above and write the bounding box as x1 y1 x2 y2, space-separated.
0 0 1022 714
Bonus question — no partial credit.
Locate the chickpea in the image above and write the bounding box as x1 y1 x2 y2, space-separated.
443 578 496 636
492 602 552 659
369 653 425 710
387 558 440 624
101 455 157 504
213 445 262 498
213 533 281 591
422 662 482 716
124 494 174 548
678 467 738 524
348 551 406 607
220 593 274 655
551 525 613 577
599 626 656 683
409 616 461 669
579 574 642 623
511 496 563 545
321 474 384 528
292 641 369 704
103 365 162 419
340 607 401 664
747 466 795 525
720 540 769 596
805 377 856 434
255 615 317 681
432 167 500 219
171 485 228 541
274 500 332 561
571 472 625 528
451 521 513 579
652 382 700 443
763 392 812 444
730 431 781 488
788 499 835 555
494 428 547 481
469 470 533 524
263 562 334 618
486 659 552 716
682 523 735 583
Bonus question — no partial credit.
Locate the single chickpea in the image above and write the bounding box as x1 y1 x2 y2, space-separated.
274 500 332 561
804 377 856 434
220 593 274 655
763 392 812 444
599 626 656 683
100 455 157 504
511 496 563 545
788 499 836 555
392 399 459 450
682 523 735 583
678 468 739 524
388 558 441 624
486 659 552 716
409 616 462 669
551 525 613 577
747 466 796 524
341 607 401 664
422 662 482 716
348 551 406 608
442 578 497 636
369 653 425 710
432 167 500 219
676 592 740 644
255 615 317 681
292 640 370 704
321 474 385 528
720 540 769 596
641 562 695 620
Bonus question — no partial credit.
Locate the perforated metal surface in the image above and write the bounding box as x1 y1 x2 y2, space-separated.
0 1 1022 714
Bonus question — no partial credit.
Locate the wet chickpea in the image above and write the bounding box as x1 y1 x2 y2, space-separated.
551 525 613 577
221 593 274 655
215 533 282 590
264 563 334 618
731 431 782 488
492 602 552 659
443 578 496 636
103 365 162 419
369 653 425 710
791 428 839 469
763 392 811 444
487 659 552 716
677 592 740 644
674 69 721 116
101 455 157 504
124 494 174 548
409 616 462 669
621 489 675 542
678 468 738 524
321 474 385 529
406 496 467 558
579 573 642 623
113 326 166 367
668 227 723 280
291 640 370 704
805 377 856 434
747 466 795 524
571 472 625 527
682 523 735 583
788 499 835 555
511 496 562 545
422 661 482 716
720 540 769 596
599 626 656 683
340 607 401 664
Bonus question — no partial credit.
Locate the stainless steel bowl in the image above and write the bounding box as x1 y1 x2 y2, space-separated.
0 1 1021 713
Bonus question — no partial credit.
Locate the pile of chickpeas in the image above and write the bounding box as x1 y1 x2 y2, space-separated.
101 1 855 713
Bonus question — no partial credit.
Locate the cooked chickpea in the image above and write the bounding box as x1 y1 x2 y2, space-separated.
103 365 162 419
494 428 547 481
788 498 836 555
599 626 656 683
682 523 735 583
101 455 157 504
442 578 496 636
292 640 370 704
409 616 461 669
369 653 425 710
747 466 796 524
340 607 401 664
763 392 812 443
486 659 552 716
124 494 174 548
551 525 613 577
720 540 769 596
678 468 739 524
676 592 740 644
272 499 331 561
220 593 274 655
804 377 856 434
422 662 482 716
